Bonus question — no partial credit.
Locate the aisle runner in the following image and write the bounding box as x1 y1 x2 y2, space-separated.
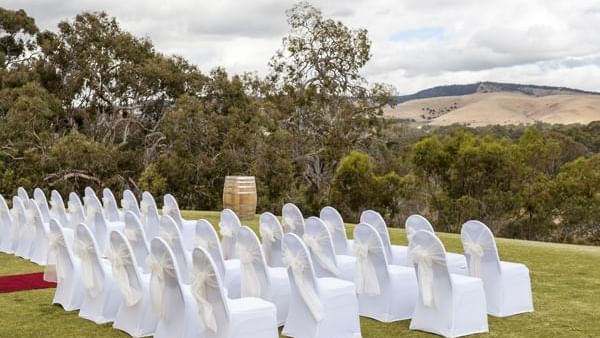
0 272 57 293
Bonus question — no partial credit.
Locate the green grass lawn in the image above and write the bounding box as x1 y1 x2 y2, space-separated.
1 210 599 337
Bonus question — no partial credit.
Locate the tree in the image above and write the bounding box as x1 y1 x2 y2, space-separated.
0 7 39 68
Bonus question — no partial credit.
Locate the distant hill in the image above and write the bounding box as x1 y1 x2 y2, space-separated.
396 81 600 104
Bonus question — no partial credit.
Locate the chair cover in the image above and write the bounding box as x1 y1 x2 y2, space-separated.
140 191 160 240
14 198 34 260
259 212 284 267
0 195 15 253
408 230 488 338
27 200 51 265
74 223 123 324
124 211 151 273
163 194 195 250
83 186 97 210
148 237 199 338
360 210 407 265
103 188 124 222
159 215 192 284
108 230 158 337
121 189 141 218
303 217 355 282
49 190 70 228
281 233 361 338
195 219 241 298
33 188 51 223
191 247 279 338
86 194 124 255
45 219 85 311
219 209 241 260
320 206 353 255
236 226 290 325
353 223 418 321
405 214 468 275
17 186 29 202
282 203 305 237
67 192 86 229
461 220 534 317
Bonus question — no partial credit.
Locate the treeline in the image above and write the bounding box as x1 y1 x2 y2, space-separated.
0 4 598 244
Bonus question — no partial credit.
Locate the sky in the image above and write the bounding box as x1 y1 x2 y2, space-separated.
5 0 600 95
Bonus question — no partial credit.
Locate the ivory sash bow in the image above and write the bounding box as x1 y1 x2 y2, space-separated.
302 233 338 275
121 199 131 211
102 197 111 207
462 232 493 278
354 238 381 296
146 254 176 319
44 232 67 283
68 201 80 214
107 247 142 306
140 200 150 214
219 223 235 259
406 227 416 242
237 243 262 297
260 226 280 261
409 245 445 308
282 216 297 233
283 248 323 321
191 268 218 332
75 239 103 297
163 205 176 217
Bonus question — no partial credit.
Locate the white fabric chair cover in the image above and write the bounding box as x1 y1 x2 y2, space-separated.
45 219 85 311
74 223 123 324
405 214 468 275
49 190 70 228
140 191 160 240
409 230 488 337
360 210 407 265
121 189 141 218
163 194 195 251
281 203 305 237
236 226 290 325
67 192 86 229
17 187 29 202
108 230 158 337
5 197 25 254
83 186 97 210
191 247 279 338
27 200 51 265
33 188 51 223
195 219 241 299
281 233 361 338
159 215 192 284
320 206 353 255
303 217 355 282
461 220 534 317
258 212 284 267
353 223 418 321
124 211 151 273
14 198 34 260
219 209 241 260
148 237 199 338
103 188 124 222
86 194 124 255
0 195 16 253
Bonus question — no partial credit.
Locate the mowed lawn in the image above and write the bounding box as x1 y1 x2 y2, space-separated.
1 210 599 337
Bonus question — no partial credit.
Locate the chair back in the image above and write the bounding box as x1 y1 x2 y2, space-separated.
45 219 76 283
303 216 339 278
148 237 187 320
141 192 160 239
282 203 305 237
102 188 122 222
353 223 390 296
108 230 144 306
461 220 501 278
121 189 141 218
159 215 190 283
259 212 284 267
360 210 393 261
33 188 51 223
219 209 241 260
163 194 184 227
236 226 270 298
50 190 69 227
75 223 107 298
319 206 349 255
195 219 228 279
124 211 150 273
67 192 86 228
405 214 435 242
191 247 229 333
17 187 29 202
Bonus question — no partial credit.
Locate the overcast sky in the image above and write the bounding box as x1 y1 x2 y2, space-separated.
5 0 600 94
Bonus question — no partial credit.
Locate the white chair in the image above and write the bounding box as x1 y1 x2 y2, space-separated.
83 186 97 210
461 220 534 317
219 209 241 260
67 192 86 229
27 200 51 265
0 195 15 253
74 223 123 324
123 211 151 273
408 230 488 338
159 215 192 284
86 193 124 255
406 214 468 275
49 190 70 228
282 203 305 237
33 188 51 223
303 217 355 282
14 198 34 260
121 189 141 218
103 188 124 222
353 223 418 321
258 212 284 267
320 206 353 255
148 237 199 338
360 210 407 265
190 246 279 338
163 194 195 251
5 196 25 254
140 191 160 240
45 219 85 311
281 233 361 338
195 219 241 298
17 186 29 202
108 230 157 337
236 226 290 325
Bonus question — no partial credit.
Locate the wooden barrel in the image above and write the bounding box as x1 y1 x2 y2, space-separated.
223 176 257 220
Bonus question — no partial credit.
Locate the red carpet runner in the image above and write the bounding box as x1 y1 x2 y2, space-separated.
0 272 57 293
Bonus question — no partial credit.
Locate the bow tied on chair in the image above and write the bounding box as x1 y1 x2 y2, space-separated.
159 229 177 247
406 227 417 242
44 232 67 283
409 245 445 308
191 267 219 333
74 239 103 298
195 237 213 251
260 226 280 259
121 199 131 211
140 200 150 214
219 224 234 239
236 243 262 297
282 216 297 233
353 237 381 296
282 248 323 321
146 254 176 319
102 196 111 207
302 233 338 275
67 201 79 214
107 246 142 306
463 232 492 278
163 205 176 217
